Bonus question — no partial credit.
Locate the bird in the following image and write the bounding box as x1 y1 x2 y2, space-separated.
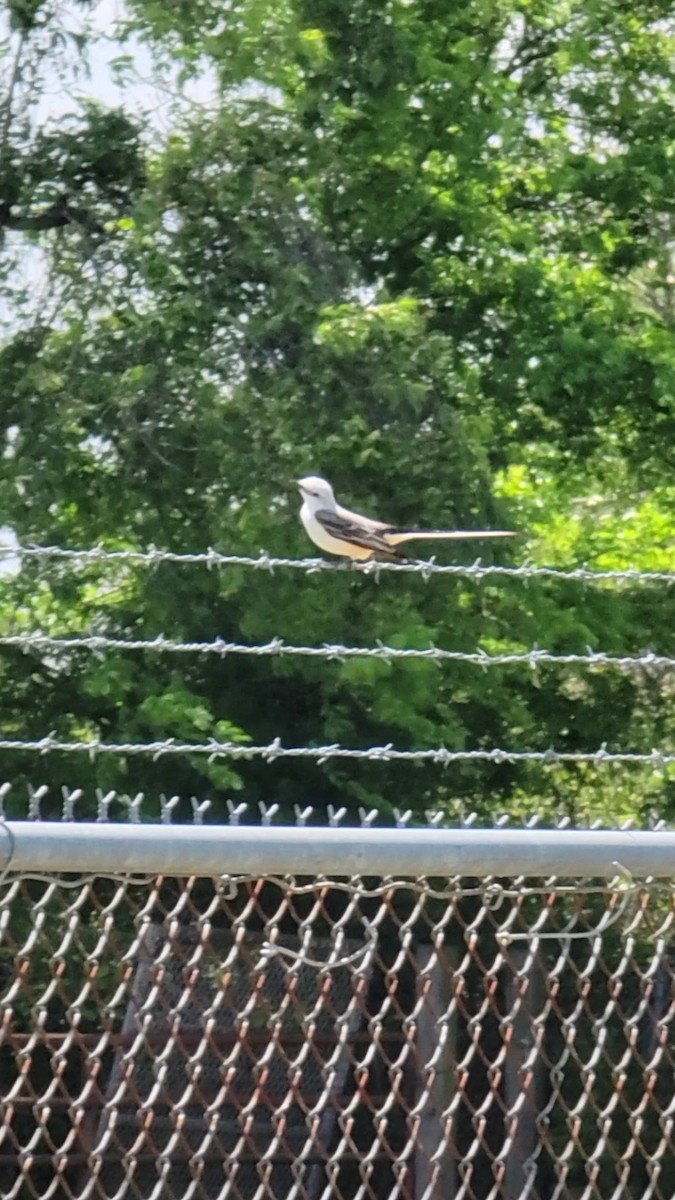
296 476 516 561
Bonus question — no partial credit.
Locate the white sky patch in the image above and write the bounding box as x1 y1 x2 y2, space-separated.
27 0 219 125
0 527 20 577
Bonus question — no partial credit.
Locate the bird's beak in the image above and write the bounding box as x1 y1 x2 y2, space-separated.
294 480 304 492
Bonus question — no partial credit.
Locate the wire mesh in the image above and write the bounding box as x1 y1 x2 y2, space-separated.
1 817 675 1200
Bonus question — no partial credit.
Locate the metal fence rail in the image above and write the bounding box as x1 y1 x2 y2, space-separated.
2 820 675 1200
3 819 675 878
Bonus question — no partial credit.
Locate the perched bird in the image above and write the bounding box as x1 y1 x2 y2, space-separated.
297 476 516 561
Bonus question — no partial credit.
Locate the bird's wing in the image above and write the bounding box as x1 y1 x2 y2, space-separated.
315 509 404 556
335 502 391 531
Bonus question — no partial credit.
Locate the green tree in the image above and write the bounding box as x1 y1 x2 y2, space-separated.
0 0 674 821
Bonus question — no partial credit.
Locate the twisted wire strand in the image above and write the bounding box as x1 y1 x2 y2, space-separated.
0 631 672 671
1 542 673 584
0 734 672 765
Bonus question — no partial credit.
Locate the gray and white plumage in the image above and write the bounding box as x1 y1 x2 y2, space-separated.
297 476 516 560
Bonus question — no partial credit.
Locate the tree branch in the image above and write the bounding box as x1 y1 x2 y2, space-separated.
0 199 105 235
0 31 28 158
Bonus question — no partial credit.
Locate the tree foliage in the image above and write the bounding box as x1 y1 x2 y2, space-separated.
0 0 674 820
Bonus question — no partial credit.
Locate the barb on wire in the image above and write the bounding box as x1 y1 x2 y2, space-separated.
0 542 673 584
0 630 672 672
0 733 672 766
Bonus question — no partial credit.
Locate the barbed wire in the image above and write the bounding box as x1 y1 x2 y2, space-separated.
1 542 674 584
0 734 672 766
0 630 672 672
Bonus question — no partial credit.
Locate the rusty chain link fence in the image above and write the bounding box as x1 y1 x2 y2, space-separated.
2 810 675 1200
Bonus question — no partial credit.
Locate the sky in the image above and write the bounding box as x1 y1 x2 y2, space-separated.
33 0 217 123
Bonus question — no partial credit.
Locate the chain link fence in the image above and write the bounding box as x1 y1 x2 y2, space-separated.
1 812 675 1200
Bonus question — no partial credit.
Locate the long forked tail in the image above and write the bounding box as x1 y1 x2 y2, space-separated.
386 529 517 546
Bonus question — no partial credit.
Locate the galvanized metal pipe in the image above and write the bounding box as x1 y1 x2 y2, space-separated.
1 822 674 878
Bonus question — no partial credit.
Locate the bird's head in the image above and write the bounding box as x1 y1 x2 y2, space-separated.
296 476 336 507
